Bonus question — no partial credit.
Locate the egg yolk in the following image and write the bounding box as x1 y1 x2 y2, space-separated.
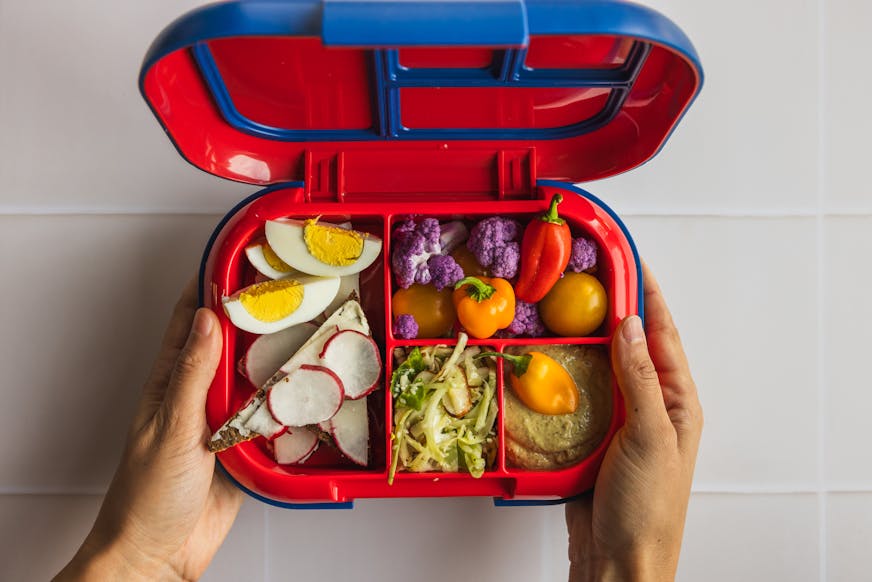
303 219 364 266
239 279 304 322
262 243 293 273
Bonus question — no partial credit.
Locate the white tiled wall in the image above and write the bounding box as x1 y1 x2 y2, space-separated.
0 1 867 581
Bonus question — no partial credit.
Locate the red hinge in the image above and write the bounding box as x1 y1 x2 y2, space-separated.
498 148 536 200
304 146 537 202
304 151 346 203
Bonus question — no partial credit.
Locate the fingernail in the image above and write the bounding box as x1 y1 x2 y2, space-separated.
621 315 645 344
191 308 213 338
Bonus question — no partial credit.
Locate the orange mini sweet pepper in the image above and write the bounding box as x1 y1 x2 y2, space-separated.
452 276 515 339
477 351 579 415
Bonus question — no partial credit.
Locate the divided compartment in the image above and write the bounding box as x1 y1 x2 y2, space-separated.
204 186 391 493
382 189 631 499
204 182 637 503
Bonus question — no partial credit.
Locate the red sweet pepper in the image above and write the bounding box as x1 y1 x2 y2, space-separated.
514 194 572 303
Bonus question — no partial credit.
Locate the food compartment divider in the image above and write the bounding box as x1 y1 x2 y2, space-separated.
207 185 635 502
381 191 629 500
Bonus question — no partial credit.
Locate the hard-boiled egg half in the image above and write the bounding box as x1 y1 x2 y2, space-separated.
265 218 382 277
245 239 301 280
222 275 341 334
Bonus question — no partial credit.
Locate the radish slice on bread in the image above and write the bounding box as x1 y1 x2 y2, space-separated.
239 323 316 387
319 330 381 399
267 365 344 427
273 428 319 464
326 397 369 466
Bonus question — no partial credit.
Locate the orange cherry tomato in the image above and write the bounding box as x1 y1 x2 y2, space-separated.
451 245 488 277
392 284 456 338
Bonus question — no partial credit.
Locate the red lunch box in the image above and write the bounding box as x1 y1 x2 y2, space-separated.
139 0 703 508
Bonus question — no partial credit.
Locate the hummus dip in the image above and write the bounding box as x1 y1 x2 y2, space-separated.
503 344 612 470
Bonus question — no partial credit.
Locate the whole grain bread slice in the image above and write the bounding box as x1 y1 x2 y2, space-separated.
208 299 371 453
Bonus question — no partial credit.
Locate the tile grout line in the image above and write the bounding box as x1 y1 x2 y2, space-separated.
817 0 828 579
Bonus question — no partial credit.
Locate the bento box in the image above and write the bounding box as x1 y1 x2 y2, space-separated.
139 0 703 508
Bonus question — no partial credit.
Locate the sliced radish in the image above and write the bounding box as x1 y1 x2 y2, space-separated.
267 365 344 427
328 397 369 466
278 300 370 376
243 402 285 439
239 323 317 387
273 428 319 464
270 426 289 440
319 330 382 399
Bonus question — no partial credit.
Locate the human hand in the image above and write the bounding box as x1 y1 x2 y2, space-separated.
565 263 703 582
56 278 243 581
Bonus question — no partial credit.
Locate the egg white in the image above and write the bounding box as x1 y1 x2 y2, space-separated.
222 275 341 334
245 241 300 280
265 218 382 277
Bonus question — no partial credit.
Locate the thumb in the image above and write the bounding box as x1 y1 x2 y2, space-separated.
159 308 222 435
612 315 669 440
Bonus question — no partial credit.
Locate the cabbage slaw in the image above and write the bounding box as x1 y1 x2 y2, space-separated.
388 333 498 484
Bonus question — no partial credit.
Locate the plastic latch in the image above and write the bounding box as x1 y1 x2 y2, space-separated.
498 148 536 200
322 0 529 47
304 151 346 203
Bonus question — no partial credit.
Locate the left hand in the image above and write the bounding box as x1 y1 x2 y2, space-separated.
56 278 243 581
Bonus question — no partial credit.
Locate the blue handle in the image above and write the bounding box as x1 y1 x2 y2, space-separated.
322 0 529 46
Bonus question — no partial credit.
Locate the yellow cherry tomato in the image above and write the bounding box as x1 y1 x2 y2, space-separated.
392 284 456 338
539 272 607 336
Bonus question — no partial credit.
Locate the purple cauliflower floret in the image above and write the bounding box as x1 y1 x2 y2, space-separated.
427 254 464 290
467 217 522 279
568 237 598 273
391 218 469 288
392 314 419 339
491 243 520 279
507 301 546 337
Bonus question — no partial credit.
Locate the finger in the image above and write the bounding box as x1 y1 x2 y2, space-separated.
134 277 201 429
152 277 201 385
611 315 669 440
641 263 692 382
158 307 222 438
640 262 703 448
565 492 593 566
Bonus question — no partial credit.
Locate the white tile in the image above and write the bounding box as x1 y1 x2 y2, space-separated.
0 214 219 491
823 217 872 487
826 493 872 582
267 498 558 582
202 497 266 582
824 2 872 212
0 0 254 214
678 493 819 581
0 495 103 581
0 494 264 582
541 494 821 582
623 216 819 488
584 0 819 214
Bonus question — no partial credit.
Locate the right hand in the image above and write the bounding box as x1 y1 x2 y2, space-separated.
565 262 703 581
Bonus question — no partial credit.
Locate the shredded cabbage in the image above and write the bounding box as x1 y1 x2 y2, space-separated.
388 333 498 484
